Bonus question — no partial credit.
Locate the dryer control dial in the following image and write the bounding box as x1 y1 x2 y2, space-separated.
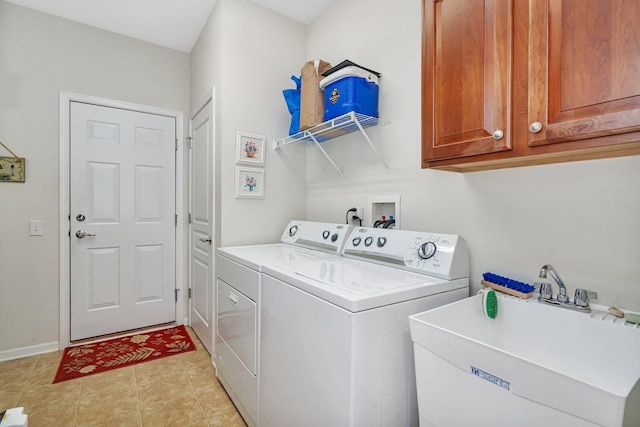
322 230 330 239
377 237 387 248
364 236 373 247
331 233 339 242
352 237 362 246
289 225 298 236
418 241 437 260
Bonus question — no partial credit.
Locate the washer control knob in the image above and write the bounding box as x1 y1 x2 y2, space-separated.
331 233 339 242
364 236 373 247
377 237 387 248
418 242 437 259
322 230 330 239
289 225 298 236
352 237 362 246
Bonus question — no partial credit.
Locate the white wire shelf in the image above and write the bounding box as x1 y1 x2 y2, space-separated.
273 111 388 176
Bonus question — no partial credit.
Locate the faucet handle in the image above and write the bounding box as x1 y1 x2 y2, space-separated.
535 282 553 300
574 288 597 307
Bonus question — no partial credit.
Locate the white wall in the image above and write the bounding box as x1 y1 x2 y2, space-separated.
3 0 637 358
0 1 190 353
305 0 640 308
190 0 308 248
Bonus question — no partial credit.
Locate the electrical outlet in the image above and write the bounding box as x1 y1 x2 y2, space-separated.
29 220 43 236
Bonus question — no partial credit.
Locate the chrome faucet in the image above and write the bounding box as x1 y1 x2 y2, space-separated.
538 264 569 303
536 264 598 313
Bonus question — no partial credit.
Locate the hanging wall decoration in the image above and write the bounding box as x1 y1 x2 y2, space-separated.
0 140 25 183
235 166 264 199
235 131 265 166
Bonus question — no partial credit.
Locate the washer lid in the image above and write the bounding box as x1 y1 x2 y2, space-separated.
264 258 468 312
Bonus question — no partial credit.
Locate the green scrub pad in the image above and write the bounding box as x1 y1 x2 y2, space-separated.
624 312 640 324
482 289 498 319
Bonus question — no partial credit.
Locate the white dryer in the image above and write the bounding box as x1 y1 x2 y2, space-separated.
259 226 470 427
215 220 353 427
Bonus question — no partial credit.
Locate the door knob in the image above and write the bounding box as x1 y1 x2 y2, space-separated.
75 230 96 238
199 236 212 244
492 130 504 140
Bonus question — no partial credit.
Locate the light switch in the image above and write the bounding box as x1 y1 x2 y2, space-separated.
30 220 43 236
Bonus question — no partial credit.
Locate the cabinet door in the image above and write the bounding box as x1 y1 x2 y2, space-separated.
528 0 640 146
422 0 513 164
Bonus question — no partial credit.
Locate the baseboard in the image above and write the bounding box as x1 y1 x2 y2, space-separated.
0 341 60 363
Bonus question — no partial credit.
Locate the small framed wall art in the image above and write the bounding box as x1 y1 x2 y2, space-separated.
236 131 265 166
0 156 25 183
235 166 264 199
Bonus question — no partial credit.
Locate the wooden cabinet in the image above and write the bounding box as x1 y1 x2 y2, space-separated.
422 0 513 161
422 0 640 171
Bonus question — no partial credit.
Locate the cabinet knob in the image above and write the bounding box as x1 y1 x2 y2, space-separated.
492 130 504 140
530 122 543 133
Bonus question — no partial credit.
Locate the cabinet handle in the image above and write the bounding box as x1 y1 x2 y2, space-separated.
530 122 543 133
492 130 504 140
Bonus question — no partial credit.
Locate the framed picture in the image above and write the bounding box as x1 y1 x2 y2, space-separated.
235 166 264 199
0 157 26 183
236 131 265 165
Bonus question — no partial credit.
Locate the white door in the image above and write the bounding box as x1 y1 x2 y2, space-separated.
70 102 177 341
189 98 215 354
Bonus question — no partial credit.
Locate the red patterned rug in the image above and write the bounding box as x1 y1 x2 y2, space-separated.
53 325 196 383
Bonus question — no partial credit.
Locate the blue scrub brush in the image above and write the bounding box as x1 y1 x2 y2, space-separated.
481 272 535 299
479 288 498 319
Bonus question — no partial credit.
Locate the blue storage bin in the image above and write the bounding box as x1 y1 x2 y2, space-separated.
319 66 379 121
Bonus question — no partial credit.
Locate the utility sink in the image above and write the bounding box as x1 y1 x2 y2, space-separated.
409 293 640 427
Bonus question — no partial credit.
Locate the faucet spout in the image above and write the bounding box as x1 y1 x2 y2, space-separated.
539 264 569 303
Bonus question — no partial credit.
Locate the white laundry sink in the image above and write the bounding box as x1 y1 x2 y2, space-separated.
409 293 640 427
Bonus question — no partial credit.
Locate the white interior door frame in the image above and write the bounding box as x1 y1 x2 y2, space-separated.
59 91 185 349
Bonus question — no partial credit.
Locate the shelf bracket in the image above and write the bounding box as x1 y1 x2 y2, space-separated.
308 133 344 177
353 116 389 173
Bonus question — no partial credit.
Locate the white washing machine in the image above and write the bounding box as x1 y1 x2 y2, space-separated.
259 227 470 427
215 220 353 427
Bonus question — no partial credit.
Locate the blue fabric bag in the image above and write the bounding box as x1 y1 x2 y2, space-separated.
282 75 301 135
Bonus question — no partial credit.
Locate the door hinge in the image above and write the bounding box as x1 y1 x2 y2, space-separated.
175 139 178 151
175 288 178 302
188 288 192 299
188 212 192 224
175 214 178 227
186 136 192 149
